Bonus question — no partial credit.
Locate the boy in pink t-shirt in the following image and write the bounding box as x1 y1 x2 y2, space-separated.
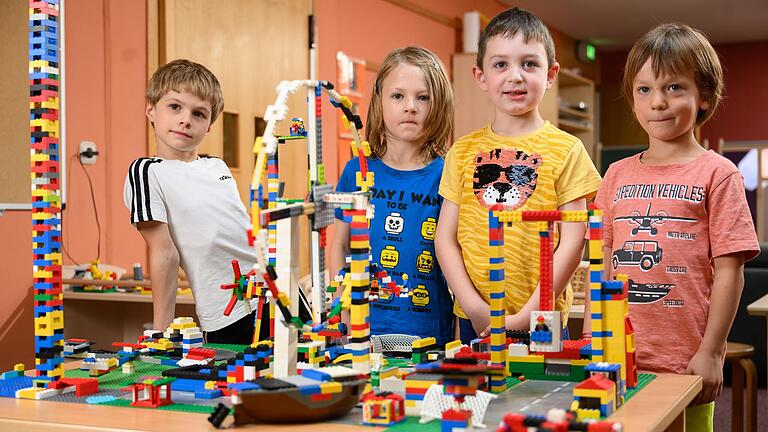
593 23 759 430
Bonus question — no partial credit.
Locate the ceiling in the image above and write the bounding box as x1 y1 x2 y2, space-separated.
501 0 768 51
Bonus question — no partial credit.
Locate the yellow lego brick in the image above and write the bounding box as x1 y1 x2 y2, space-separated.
226 376 236 384
14 363 25 372
575 408 601 420
30 153 52 162
380 368 399 379
360 141 371 156
16 387 42 399
412 337 436 349
571 359 591 366
34 270 53 278
535 221 550 232
352 354 370 364
404 400 417 408
588 241 603 258
508 354 545 363
333 353 353 364
573 388 613 401
341 116 350 130
339 95 353 109
487 245 504 260
405 380 438 389
560 210 589 222
497 210 522 222
320 382 342 394
445 340 462 351
350 240 370 250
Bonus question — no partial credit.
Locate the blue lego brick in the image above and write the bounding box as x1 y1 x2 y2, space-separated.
29 52 59 63
490 327 505 335
298 384 321 395
593 331 613 338
300 369 331 382
585 362 620 373
33 306 58 316
490 309 504 317
441 419 470 432
404 393 425 401
531 330 553 343
29 19 59 28
580 343 592 356
172 379 207 392
33 259 52 266
0 376 35 398
489 291 505 300
350 291 367 300
33 282 54 290
35 358 63 371
194 388 222 399
488 269 504 281
160 358 178 366
35 334 63 348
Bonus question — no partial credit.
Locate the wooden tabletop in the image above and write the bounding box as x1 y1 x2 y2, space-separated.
64 290 196 305
0 373 700 431
747 292 768 315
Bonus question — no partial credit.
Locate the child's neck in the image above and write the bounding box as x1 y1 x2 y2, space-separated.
491 108 545 137
641 131 706 165
380 138 428 170
157 145 198 162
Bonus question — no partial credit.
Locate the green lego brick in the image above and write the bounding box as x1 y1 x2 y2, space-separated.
64 362 174 390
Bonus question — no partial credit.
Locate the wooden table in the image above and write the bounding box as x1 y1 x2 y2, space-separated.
0 373 700 431
747 292 768 389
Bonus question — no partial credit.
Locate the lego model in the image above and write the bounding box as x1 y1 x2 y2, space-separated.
361 391 406 426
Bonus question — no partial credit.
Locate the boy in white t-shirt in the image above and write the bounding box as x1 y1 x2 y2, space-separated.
123 59 261 343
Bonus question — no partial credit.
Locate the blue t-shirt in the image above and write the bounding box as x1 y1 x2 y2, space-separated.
335 157 454 345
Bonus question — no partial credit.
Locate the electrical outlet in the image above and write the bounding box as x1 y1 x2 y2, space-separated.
79 141 98 165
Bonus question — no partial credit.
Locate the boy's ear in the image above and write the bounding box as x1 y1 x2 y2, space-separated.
546 62 560 89
472 65 488 92
145 103 155 121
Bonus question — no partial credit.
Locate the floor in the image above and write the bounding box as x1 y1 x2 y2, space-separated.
713 385 766 431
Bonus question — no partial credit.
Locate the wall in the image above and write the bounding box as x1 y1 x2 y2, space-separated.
315 0 594 183
0 0 147 369
701 41 768 146
599 41 768 150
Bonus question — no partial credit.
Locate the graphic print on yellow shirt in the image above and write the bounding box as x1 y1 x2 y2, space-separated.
473 148 543 209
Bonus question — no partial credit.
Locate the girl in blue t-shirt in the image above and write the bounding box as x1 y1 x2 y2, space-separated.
329 46 455 345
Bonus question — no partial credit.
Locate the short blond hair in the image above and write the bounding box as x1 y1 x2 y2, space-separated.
477 7 556 71
146 59 224 124
366 47 454 163
622 23 723 126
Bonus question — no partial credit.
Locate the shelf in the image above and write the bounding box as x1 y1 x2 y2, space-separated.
64 290 196 304
558 107 592 120
558 69 593 87
558 119 592 133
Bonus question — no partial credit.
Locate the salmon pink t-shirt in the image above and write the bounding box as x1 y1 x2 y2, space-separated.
595 150 759 374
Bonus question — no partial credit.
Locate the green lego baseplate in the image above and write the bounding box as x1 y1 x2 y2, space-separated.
96 398 226 414
64 362 174 390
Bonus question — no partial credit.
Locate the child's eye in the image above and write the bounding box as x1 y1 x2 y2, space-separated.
194 111 207 119
637 86 650 94
668 84 682 92
169 103 180 110
523 60 538 68
492 61 507 69
391 93 403 100
418 95 430 102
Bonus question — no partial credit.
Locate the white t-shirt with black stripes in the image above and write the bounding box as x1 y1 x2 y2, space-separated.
123 156 258 331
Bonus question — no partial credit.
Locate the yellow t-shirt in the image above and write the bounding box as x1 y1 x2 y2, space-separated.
439 122 602 320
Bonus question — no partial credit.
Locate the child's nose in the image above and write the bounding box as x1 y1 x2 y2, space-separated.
650 92 667 110
507 67 523 83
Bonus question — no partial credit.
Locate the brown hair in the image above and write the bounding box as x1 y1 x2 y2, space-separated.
146 59 224 124
366 47 454 163
622 23 723 126
476 7 556 70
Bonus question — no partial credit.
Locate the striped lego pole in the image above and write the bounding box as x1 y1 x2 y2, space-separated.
27 0 64 397
487 206 507 393
346 206 371 374
538 221 554 311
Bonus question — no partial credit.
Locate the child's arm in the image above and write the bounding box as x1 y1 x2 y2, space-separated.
137 221 180 330
480 198 588 336
686 252 745 405
435 200 490 334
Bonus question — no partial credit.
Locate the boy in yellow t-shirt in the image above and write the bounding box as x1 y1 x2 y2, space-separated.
435 7 601 343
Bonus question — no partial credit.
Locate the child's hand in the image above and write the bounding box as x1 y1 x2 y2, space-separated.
464 300 490 336
479 313 528 338
685 348 724 405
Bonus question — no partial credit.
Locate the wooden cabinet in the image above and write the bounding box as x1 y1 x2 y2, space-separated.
452 53 597 163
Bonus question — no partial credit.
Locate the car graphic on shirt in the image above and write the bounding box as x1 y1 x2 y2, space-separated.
612 240 662 272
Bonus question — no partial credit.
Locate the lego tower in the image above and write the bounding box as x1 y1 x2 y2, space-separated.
27 0 65 397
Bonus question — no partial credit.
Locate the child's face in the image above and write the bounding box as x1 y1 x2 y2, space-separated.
380 63 429 147
632 59 708 144
147 89 212 160
473 33 558 118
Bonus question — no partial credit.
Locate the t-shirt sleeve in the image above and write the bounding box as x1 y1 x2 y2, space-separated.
556 140 602 206
334 158 358 221
593 165 615 248
708 171 760 261
438 144 460 204
124 159 167 225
